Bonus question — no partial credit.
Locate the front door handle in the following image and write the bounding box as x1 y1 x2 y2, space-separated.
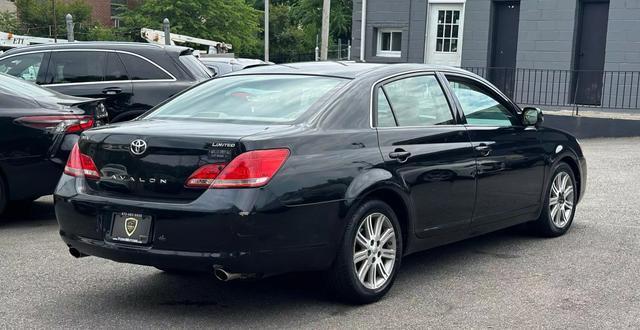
475 144 492 157
102 87 122 95
389 149 411 162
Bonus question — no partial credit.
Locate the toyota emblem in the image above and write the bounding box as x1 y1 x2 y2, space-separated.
130 139 147 156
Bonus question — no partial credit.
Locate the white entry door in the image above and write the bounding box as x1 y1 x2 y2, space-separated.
425 3 465 66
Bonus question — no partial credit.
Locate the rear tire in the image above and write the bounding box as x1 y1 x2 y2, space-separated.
327 199 402 304
533 162 577 237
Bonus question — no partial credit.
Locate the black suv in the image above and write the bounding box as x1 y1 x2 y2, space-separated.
0 42 212 122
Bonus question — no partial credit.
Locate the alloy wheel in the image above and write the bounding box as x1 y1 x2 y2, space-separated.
549 171 575 228
353 212 397 290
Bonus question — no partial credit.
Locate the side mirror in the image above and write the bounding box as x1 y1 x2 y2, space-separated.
522 107 544 127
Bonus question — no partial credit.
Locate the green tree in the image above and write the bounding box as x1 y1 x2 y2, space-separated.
0 11 18 32
120 0 261 54
292 0 352 41
15 0 92 37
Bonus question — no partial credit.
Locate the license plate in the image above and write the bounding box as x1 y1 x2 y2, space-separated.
109 212 152 244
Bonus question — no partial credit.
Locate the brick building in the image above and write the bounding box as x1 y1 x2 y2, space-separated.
83 0 140 27
352 0 640 107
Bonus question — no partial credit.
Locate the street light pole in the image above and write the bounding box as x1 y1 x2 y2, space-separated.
320 0 331 61
264 0 269 62
52 0 57 42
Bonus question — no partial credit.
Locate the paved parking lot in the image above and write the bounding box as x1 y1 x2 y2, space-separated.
1 138 639 329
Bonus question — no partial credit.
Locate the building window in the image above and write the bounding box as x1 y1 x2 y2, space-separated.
436 10 461 53
377 29 402 57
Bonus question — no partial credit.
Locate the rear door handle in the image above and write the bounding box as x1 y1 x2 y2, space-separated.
475 144 492 156
102 87 122 95
389 149 411 162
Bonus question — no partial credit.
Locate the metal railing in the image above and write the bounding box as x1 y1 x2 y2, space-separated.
464 67 640 110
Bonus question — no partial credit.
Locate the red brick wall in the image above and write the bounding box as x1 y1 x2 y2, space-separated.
84 0 112 26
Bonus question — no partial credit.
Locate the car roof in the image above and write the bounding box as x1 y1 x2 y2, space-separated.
232 61 473 79
1 42 191 56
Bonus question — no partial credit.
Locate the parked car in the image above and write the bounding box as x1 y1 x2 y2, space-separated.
199 56 270 76
55 62 586 303
0 73 106 214
0 42 212 123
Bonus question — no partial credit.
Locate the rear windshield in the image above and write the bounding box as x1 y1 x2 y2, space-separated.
179 55 212 80
0 73 58 98
144 74 347 124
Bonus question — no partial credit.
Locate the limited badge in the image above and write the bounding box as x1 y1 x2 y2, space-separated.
125 217 138 237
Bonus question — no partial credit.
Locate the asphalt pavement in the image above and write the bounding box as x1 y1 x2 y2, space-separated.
0 138 639 329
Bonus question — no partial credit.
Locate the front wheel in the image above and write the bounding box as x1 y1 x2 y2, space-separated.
328 200 402 304
534 162 577 237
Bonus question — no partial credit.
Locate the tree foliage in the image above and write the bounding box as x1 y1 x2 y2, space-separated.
14 0 92 37
0 11 18 32
120 0 261 54
9 0 353 62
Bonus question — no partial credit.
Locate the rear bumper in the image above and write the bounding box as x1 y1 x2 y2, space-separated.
55 175 345 274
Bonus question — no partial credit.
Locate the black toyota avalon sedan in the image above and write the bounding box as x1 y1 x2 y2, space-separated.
55 62 586 303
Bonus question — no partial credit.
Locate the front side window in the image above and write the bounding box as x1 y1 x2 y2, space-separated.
377 75 454 127
447 77 519 127
118 53 173 80
47 51 106 84
144 75 347 124
0 53 45 82
377 29 402 57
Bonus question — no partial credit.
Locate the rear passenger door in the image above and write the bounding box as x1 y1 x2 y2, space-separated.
43 51 133 121
374 73 477 238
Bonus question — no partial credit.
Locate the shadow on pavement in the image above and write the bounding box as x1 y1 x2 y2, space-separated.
56 225 536 321
0 196 56 227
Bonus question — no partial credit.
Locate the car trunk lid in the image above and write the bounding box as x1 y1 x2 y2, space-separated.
79 120 281 202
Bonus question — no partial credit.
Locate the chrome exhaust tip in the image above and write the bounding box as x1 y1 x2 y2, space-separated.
69 247 87 258
213 267 254 281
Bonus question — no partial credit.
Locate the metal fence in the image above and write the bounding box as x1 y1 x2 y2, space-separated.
464 67 640 110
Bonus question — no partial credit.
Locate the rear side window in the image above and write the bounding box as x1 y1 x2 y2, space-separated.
377 75 454 127
47 51 106 84
0 53 46 82
105 53 128 81
118 53 172 80
144 75 347 124
179 55 212 80
376 91 396 127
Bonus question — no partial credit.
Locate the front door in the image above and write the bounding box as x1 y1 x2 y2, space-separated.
573 0 610 105
489 1 520 98
444 74 546 228
374 73 476 237
425 4 465 66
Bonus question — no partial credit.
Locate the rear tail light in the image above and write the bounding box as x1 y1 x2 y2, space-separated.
184 149 290 189
16 115 95 133
185 163 226 188
64 143 100 180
